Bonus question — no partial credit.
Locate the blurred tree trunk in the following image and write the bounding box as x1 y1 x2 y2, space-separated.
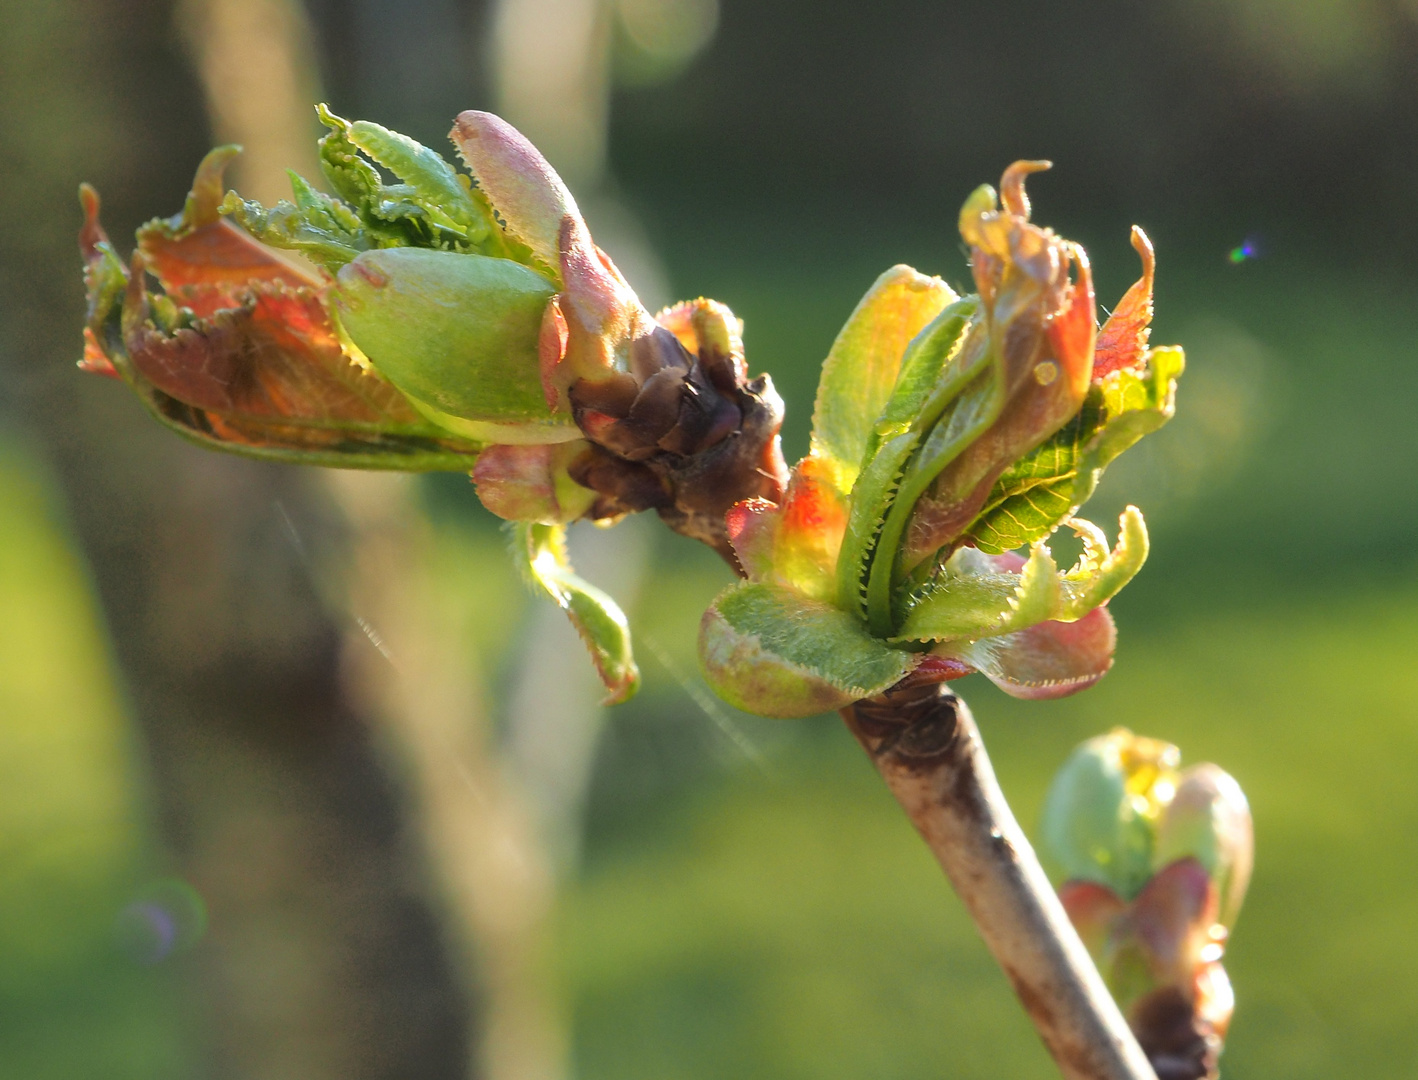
332 473 567 1080
177 1 574 1077
0 2 470 1077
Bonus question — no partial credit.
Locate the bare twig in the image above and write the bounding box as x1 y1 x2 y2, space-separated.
842 680 1158 1080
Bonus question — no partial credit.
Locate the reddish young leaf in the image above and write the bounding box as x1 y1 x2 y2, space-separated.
123 265 430 431
948 603 1116 700
1094 227 1156 380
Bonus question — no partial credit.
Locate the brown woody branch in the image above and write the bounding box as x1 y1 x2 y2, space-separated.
843 680 1158 1080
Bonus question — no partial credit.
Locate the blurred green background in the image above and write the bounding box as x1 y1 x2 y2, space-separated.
2 0 1417 1078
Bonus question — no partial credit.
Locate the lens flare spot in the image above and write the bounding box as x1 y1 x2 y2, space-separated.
1227 236 1262 264
115 878 208 965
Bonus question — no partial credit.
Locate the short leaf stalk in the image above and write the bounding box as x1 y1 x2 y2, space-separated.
76 106 1192 1079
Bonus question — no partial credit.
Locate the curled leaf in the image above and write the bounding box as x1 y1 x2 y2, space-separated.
699 582 917 719
894 239 1096 575
946 604 1117 701
82 166 485 471
845 166 1099 637
223 106 526 275
1094 226 1156 380
345 117 489 239
514 522 640 705
895 508 1147 643
137 147 320 305
221 171 371 271
963 251 1181 555
78 183 126 346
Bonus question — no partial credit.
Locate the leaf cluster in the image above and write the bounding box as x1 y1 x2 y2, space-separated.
221 106 535 274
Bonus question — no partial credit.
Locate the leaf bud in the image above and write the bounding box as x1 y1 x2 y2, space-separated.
1155 764 1253 930
1040 727 1180 899
1046 733 1253 1080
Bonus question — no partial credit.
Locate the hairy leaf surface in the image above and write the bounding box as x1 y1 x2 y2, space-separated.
895 508 1147 643
809 265 955 494
965 346 1183 553
834 299 977 618
700 582 916 718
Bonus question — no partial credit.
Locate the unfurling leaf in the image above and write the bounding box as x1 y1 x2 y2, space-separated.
965 346 1183 553
837 163 1101 639
514 522 640 704
895 507 1148 642
699 582 917 719
695 162 1182 718
81 168 485 470
809 265 956 494
833 297 978 618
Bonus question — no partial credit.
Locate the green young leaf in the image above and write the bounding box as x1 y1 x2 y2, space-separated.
1062 508 1149 615
220 108 537 275
809 265 955 495
332 246 575 444
316 103 385 211
863 359 1001 636
221 171 370 272
964 346 1183 554
833 298 977 619
867 298 983 457
313 105 525 259
514 522 640 705
699 581 917 719
346 119 491 241
893 508 1148 643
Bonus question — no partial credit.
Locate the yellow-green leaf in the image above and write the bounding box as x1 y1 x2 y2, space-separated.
809 265 955 494
514 522 640 705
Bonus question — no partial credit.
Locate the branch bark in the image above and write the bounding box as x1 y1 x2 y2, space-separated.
842 679 1158 1080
